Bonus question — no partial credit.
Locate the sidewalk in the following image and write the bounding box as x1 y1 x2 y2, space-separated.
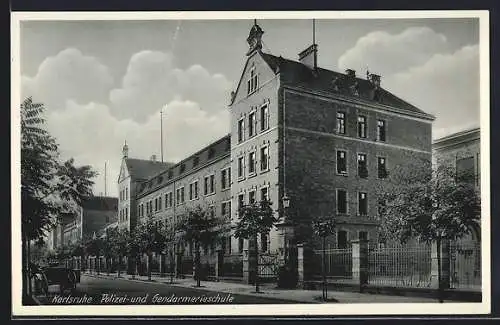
83 271 449 303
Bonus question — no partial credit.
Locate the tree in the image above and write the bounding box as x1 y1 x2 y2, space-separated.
160 223 177 283
133 216 166 281
21 97 97 300
176 206 223 287
234 199 279 293
378 160 480 302
312 217 336 301
109 228 130 278
86 237 104 274
102 229 115 275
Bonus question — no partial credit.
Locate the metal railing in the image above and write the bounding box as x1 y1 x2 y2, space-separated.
449 241 481 290
368 243 432 288
312 247 353 281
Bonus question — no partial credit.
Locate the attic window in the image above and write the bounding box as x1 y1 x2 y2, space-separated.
332 77 340 91
193 156 199 167
168 170 173 179
157 176 163 184
225 139 231 151
148 181 152 188
247 64 258 95
180 163 186 174
350 81 359 96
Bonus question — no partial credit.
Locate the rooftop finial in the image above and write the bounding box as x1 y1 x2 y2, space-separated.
122 140 129 158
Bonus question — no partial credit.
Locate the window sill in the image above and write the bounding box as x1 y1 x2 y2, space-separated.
238 176 246 182
204 192 216 197
248 172 257 179
221 187 230 192
260 168 270 175
336 172 348 177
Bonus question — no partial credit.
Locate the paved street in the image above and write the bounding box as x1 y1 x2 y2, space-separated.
34 274 301 305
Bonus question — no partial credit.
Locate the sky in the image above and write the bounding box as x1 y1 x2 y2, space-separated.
18 17 481 197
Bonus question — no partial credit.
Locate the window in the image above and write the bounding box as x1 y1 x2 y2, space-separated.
377 120 386 142
155 198 158 212
337 230 348 249
358 192 368 216
209 205 215 219
238 193 245 214
204 174 215 195
337 189 347 214
208 147 215 159
260 186 269 202
125 187 128 200
221 167 230 190
337 150 347 174
193 156 199 167
377 157 387 179
260 233 268 252
125 207 128 220
141 204 144 216
378 199 386 217
248 151 256 175
221 201 231 218
137 206 141 218
180 163 186 174
260 146 269 171
357 153 368 178
204 176 209 195
248 111 256 137
177 187 185 205
238 156 245 179
260 104 269 131
249 190 256 204
359 231 368 241
181 187 185 203
456 156 475 184
357 115 367 138
238 118 245 143
194 180 199 199
336 112 346 134
238 238 244 253
247 65 258 94
158 196 162 210
189 183 194 200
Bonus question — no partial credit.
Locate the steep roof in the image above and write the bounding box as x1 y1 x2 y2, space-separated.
125 158 175 181
259 52 434 119
81 196 118 211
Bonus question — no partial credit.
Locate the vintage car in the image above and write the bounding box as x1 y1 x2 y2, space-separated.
31 262 80 295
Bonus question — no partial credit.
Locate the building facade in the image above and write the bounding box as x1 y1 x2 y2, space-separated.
432 127 481 241
122 22 435 279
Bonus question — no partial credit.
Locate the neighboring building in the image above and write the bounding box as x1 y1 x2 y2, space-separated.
50 196 119 248
128 22 435 267
432 127 481 240
117 141 174 232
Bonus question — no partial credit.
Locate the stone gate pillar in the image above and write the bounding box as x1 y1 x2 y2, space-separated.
352 239 369 292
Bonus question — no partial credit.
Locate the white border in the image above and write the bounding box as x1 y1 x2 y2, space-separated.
11 10 490 317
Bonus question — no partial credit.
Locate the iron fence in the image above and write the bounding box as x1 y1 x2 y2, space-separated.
312 247 353 281
258 252 280 280
368 243 432 288
449 240 481 290
221 254 243 278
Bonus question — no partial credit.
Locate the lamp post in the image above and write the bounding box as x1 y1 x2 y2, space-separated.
281 193 292 264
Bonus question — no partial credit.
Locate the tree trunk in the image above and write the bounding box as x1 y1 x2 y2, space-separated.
147 253 152 281
322 236 327 301
97 255 100 275
22 233 29 302
195 242 201 287
255 235 260 293
170 253 174 284
437 238 443 303
27 238 32 296
117 255 121 277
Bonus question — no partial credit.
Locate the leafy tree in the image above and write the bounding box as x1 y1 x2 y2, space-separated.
312 217 336 301
234 199 279 293
21 97 97 299
160 223 177 283
102 229 115 275
176 206 223 287
109 227 130 277
133 216 166 281
86 237 104 274
378 160 480 301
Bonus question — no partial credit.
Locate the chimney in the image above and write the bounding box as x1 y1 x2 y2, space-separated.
298 44 318 70
368 73 381 88
345 69 356 78
150 154 157 162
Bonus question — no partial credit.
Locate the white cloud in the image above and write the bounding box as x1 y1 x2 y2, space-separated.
21 48 114 110
338 27 449 76
45 99 229 197
338 27 479 139
109 50 232 123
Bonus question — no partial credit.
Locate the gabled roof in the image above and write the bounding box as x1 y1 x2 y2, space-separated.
259 52 434 118
125 158 174 181
81 196 118 211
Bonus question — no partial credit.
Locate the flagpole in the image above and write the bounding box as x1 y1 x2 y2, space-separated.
161 108 164 163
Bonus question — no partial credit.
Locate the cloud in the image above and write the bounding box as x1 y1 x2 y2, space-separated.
109 50 232 123
21 48 114 110
338 27 479 139
384 45 479 138
338 27 449 76
45 100 230 197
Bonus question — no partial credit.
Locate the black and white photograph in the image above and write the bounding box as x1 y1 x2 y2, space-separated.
11 11 490 316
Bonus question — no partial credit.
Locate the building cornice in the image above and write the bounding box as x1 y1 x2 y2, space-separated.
432 127 480 150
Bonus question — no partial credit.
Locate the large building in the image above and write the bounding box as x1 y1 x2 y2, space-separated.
123 22 435 277
49 196 118 249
